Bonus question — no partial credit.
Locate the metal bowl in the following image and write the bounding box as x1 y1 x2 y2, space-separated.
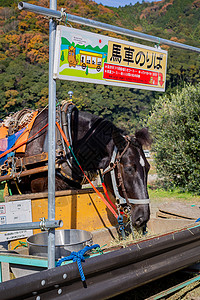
27 229 93 259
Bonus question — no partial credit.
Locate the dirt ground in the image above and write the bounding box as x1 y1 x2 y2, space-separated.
112 194 200 300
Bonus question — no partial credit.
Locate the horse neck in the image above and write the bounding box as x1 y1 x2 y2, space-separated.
26 109 115 171
72 111 114 171
26 109 48 156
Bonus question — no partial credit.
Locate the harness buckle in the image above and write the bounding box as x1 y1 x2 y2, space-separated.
123 205 131 215
116 199 121 214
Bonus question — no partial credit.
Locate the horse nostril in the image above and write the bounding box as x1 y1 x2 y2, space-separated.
135 217 143 227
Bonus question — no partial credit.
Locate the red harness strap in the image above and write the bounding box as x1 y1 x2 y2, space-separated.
99 170 117 210
56 122 118 219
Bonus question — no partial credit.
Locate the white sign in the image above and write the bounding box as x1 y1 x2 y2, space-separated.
54 26 168 92
0 200 33 242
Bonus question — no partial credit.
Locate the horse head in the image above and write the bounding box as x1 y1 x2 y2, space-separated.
104 127 152 228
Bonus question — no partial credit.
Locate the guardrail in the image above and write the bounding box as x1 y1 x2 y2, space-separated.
1 223 200 299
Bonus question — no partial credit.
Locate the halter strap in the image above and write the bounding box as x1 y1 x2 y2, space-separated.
104 146 150 205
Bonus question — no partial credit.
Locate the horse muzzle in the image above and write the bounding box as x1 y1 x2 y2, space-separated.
130 204 150 228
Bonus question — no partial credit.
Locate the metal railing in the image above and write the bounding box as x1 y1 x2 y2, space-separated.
0 218 62 232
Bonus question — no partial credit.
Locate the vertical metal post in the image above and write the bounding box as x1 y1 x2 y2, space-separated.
48 0 57 269
0 263 2 283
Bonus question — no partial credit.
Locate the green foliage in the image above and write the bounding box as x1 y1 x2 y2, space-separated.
0 0 199 136
0 57 48 116
147 84 200 194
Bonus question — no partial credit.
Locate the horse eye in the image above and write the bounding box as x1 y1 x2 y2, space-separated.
124 166 136 173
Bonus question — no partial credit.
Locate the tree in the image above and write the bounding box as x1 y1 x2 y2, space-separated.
147 84 200 194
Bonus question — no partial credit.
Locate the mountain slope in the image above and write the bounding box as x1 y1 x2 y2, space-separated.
0 0 199 132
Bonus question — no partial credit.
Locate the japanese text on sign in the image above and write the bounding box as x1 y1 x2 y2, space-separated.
104 64 159 85
54 26 167 92
108 41 164 71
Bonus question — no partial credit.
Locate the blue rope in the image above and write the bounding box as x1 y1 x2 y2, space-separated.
117 215 126 239
56 244 100 281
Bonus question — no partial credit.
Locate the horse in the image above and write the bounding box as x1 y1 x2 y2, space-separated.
5 104 152 228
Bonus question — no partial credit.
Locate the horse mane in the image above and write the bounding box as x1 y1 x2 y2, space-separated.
111 125 127 152
135 128 152 147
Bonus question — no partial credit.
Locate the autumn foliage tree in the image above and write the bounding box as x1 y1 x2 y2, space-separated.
0 0 200 133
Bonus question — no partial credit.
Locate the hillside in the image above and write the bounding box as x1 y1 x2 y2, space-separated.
0 0 200 132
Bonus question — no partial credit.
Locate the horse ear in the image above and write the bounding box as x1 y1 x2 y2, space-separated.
135 128 152 147
112 128 127 152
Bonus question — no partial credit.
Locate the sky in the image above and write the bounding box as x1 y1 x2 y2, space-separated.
94 0 159 7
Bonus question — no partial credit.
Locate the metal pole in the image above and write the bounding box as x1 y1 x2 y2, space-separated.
0 220 62 232
18 1 200 53
48 0 57 269
18 1 61 18
66 15 200 53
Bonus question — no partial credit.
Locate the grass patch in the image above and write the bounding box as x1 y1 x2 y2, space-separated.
59 67 103 80
147 158 157 175
148 187 200 203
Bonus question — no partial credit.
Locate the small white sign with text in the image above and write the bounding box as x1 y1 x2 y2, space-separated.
0 200 33 242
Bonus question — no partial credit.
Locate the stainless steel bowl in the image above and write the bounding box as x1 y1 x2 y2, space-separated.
27 229 93 259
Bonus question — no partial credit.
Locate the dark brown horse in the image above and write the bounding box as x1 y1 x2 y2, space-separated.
9 106 151 228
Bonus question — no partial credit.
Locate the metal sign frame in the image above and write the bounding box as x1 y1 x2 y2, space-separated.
17 1 200 269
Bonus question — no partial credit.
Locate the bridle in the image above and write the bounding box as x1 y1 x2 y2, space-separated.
103 138 150 206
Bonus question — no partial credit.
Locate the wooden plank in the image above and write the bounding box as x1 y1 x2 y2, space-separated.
156 211 195 220
5 187 103 201
158 202 200 220
16 152 48 167
0 163 60 182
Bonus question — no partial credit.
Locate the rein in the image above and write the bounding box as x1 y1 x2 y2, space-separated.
56 122 119 219
103 144 150 206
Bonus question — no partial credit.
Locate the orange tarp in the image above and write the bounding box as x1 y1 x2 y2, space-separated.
0 125 8 140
